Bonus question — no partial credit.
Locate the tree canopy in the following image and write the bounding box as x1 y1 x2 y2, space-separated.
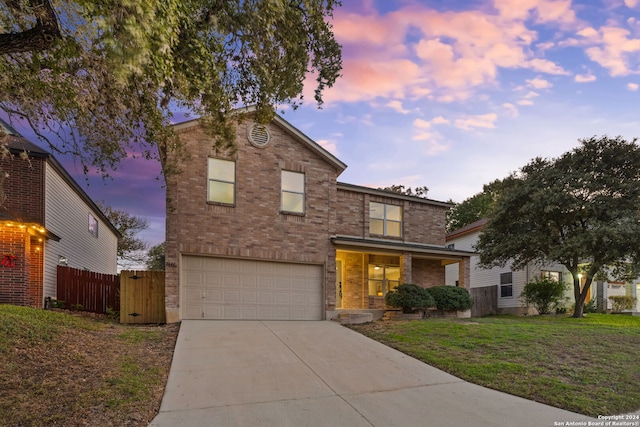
146 242 166 271
380 185 429 198
446 180 503 232
0 0 342 175
476 136 640 317
98 202 148 269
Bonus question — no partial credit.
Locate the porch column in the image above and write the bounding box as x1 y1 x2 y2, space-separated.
458 256 471 289
401 252 412 285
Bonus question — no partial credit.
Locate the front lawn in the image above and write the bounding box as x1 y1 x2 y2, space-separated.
348 314 640 417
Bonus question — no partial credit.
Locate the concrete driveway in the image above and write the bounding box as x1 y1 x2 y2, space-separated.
149 321 592 427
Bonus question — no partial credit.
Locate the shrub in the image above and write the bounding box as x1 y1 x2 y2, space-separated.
609 295 636 312
521 278 567 315
428 286 474 312
385 283 435 313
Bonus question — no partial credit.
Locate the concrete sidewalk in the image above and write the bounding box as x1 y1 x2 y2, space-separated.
149 321 593 427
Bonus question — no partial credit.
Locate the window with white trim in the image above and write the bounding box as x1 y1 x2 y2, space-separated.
281 170 305 214
88 214 98 238
541 271 561 282
500 272 513 298
207 158 235 205
369 202 402 237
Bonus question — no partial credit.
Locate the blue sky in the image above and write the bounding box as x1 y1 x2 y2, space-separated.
8 0 640 249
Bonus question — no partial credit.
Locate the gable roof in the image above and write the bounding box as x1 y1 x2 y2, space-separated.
337 182 454 208
446 218 488 241
0 117 121 238
171 107 347 173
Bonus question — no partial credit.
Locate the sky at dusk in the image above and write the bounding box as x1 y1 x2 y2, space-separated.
7 0 640 250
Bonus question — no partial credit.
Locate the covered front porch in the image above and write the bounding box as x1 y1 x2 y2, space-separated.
332 236 473 313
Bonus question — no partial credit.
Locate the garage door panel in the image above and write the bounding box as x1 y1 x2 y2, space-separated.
242 291 257 304
203 289 222 303
258 292 274 304
182 256 322 320
224 290 241 303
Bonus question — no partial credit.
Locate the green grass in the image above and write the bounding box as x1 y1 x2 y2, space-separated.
0 304 178 426
0 304 102 352
349 314 640 417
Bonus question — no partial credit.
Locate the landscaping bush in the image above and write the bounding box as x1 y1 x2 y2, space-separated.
609 295 636 312
428 286 474 312
521 277 568 315
385 283 435 313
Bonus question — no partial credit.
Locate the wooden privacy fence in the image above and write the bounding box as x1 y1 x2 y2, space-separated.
120 270 166 324
56 266 120 314
470 285 498 317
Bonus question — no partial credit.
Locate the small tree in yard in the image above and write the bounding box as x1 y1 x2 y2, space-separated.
521 277 568 315
428 286 474 312
385 284 435 314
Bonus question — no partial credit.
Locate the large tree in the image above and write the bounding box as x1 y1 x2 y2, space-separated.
98 202 149 269
476 136 640 318
0 0 342 175
146 242 166 271
446 180 504 232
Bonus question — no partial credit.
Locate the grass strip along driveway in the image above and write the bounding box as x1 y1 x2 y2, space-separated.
349 314 640 418
0 305 179 427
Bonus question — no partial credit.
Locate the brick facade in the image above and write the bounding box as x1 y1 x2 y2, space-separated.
165 113 472 321
2 155 46 223
335 186 449 245
0 154 46 308
412 258 446 288
165 117 342 321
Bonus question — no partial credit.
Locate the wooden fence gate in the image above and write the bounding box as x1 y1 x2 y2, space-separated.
470 285 498 317
120 270 166 324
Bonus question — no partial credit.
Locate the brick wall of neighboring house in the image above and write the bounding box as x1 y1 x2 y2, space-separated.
165 118 341 321
0 226 31 306
2 155 46 223
412 258 446 288
28 235 43 307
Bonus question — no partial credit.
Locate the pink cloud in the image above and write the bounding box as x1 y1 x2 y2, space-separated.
454 113 498 130
385 100 410 114
583 26 640 76
312 1 589 105
526 77 553 88
575 73 597 82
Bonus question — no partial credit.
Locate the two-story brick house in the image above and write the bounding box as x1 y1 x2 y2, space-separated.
164 110 473 322
0 118 119 308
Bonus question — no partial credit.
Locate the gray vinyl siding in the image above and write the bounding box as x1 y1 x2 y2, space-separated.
446 231 574 310
43 163 118 298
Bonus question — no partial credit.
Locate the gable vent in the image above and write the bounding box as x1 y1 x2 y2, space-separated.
248 123 271 148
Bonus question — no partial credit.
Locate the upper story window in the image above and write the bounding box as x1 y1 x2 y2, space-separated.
208 158 235 205
369 202 402 237
88 214 98 238
281 170 305 214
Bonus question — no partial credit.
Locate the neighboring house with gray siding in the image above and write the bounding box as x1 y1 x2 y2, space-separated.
445 218 637 314
0 118 119 308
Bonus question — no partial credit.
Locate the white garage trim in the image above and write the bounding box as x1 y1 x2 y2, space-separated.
181 256 324 320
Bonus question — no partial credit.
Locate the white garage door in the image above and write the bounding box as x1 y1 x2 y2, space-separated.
182 256 323 320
